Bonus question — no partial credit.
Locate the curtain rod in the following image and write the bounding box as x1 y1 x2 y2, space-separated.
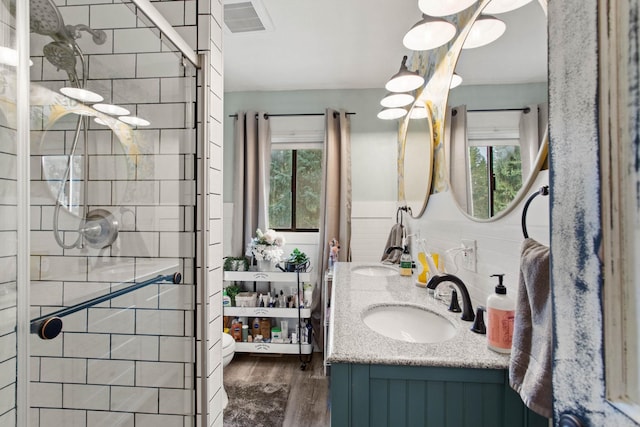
466 107 532 113
228 112 356 119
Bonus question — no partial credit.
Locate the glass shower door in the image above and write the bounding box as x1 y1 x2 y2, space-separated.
0 0 25 424
28 1 198 424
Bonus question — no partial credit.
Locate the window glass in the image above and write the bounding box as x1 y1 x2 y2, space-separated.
467 144 522 219
269 148 321 231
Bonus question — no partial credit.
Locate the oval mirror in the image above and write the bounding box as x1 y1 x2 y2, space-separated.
445 0 548 221
399 101 434 218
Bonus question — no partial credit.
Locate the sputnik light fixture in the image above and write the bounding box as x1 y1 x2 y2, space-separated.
418 0 477 17
377 107 408 120
385 56 425 93
461 15 506 49
403 15 457 51
380 92 415 108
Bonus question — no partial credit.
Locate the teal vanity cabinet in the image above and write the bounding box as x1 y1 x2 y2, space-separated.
331 363 547 427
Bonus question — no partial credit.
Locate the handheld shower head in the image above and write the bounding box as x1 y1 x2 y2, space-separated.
42 41 79 86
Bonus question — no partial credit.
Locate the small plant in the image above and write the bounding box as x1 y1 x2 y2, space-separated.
284 248 310 272
288 248 309 265
225 284 241 306
223 256 249 271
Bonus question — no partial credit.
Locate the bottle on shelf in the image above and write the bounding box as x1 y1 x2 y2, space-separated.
231 318 242 342
252 317 261 339
222 289 231 307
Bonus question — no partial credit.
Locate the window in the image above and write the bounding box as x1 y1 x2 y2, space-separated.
468 143 522 218
466 110 523 219
269 146 322 231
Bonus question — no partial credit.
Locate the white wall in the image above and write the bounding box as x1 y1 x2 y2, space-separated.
408 171 549 308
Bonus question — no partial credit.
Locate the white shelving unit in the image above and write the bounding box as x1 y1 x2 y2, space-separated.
223 270 313 357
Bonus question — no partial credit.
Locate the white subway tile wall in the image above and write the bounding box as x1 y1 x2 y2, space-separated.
26 0 219 424
0 8 18 424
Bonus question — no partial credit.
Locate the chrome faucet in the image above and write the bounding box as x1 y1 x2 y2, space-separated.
426 274 475 322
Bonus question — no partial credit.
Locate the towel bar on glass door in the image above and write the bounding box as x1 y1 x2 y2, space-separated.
30 272 182 340
521 185 550 239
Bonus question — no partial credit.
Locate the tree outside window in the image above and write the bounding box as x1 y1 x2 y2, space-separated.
468 144 522 219
269 148 322 231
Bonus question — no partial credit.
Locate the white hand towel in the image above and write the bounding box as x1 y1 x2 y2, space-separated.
509 237 552 419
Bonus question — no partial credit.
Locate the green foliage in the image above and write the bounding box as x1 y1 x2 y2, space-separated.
269 150 292 229
492 146 522 215
469 146 489 219
295 150 322 228
269 148 321 230
288 248 309 264
223 256 249 271
225 284 241 306
468 145 522 218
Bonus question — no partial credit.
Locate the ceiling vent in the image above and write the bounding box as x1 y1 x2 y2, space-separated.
223 0 274 34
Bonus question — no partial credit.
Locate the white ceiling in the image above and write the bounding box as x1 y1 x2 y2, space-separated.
222 0 547 93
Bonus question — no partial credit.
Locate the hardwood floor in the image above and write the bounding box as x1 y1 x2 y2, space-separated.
224 352 331 427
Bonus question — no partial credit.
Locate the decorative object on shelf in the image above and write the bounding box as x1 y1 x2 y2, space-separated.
279 248 310 272
223 256 249 271
245 228 286 269
225 284 241 306
328 238 340 270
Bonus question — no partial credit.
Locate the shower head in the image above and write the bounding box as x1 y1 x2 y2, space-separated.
29 0 66 37
43 41 79 85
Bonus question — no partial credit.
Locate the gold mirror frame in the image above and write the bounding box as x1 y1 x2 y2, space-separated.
443 0 548 222
398 101 435 218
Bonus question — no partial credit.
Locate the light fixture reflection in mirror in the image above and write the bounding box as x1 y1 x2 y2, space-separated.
60 87 104 103
381 92 414 108
385 56 425 93
400 102 434 218
403 15 457 51
462 15 506 49
410 105 429 120
119 116 151 127
450 73 463 89
483 0 534 14
93 103 130 116
94 117 109 126
378 107 408 120
418 0 478 17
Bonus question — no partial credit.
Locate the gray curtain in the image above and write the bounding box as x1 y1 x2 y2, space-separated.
313 109 352 350
448 105 469 212
231 111 271 257
519 105 540 181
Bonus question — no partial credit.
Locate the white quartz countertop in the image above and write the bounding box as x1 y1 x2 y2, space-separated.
326 262 511 369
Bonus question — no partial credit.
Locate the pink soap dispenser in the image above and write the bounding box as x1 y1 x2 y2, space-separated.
486 274 515 353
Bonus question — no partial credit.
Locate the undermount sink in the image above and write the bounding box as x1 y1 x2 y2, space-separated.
362 305 457 343
352 265 398 276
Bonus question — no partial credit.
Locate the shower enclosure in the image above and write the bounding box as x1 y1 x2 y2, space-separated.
1 0 208 425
